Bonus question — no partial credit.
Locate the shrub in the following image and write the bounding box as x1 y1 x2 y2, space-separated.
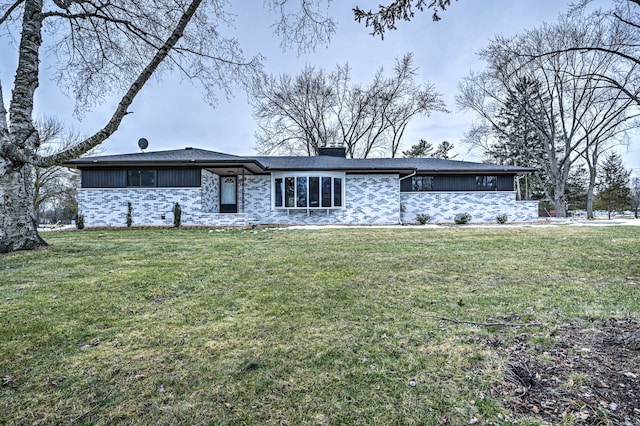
76 213 84 230
496 214 508 224
416 213 431 225
454 212 472 224
173 202 182 227
126 202 133 227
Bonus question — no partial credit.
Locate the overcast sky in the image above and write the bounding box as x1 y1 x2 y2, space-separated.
1 0 638 174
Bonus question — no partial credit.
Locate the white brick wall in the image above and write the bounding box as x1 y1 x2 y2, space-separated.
78 188 204 227
78 171 539 227
400 192 539 223
244 174 401 225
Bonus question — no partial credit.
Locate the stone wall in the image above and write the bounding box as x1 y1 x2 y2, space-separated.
400 191 539 224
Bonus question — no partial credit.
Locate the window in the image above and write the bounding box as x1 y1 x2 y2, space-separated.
275 178 283 206
476 175 497 191
413 176 433 191
401 174 504 192
272 172 345 209
401 175 434 192
127 169 156 187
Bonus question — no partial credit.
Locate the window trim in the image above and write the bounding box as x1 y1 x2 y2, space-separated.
272 171 345 210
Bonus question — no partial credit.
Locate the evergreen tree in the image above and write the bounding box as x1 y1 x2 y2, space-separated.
483 77 549 200
565 165 589 211
403 139 434 158
594 153 631 219
432 141 457 159
490 78 545 166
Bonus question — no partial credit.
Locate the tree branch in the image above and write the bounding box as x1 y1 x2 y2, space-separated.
353 0 454 38
35 0 203 167
0 0 24 25
416 313 543 328
0 80 8 136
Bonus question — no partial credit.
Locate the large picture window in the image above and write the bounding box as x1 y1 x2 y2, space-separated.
273 172 345 209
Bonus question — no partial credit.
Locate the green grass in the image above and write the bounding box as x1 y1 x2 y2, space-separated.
1 226 638 425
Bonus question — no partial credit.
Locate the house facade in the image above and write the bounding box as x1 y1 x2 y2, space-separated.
66 147 539 227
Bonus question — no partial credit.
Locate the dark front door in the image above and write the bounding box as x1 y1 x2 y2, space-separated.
220 176 237 213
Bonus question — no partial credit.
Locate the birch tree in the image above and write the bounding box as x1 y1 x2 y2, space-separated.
0 0 334 253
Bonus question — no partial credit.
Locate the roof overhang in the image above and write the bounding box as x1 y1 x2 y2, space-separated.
67 159 266 175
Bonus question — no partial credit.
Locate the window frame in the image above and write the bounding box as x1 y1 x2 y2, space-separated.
272 171 346 210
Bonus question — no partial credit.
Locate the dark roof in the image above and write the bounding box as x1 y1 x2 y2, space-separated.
66 147 246 164
66 147 535 174
254 156 533 173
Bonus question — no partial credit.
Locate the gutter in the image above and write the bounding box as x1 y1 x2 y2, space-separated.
399 170 417 181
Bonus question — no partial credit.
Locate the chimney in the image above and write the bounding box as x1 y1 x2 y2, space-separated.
318 143 346 157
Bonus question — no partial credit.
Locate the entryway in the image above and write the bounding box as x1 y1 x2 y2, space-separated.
220 176 237 213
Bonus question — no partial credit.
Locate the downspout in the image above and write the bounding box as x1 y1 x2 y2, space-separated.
399 170 417 181
398 170 417 224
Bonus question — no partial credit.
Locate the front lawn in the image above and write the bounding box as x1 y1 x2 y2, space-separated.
1 226 638 425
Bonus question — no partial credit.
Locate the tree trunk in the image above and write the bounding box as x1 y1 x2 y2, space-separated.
554 181 567 218
0 162 47 253
586 166 596 219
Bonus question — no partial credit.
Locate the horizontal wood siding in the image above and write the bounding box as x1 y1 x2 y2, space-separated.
157 168 201 187
434 175 476 191
497 175 514 191
400 178 412 192
401 174 517 192
81 169 126 188
81 168 201 188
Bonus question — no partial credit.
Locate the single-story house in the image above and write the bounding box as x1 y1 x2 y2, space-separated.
65 146 539 227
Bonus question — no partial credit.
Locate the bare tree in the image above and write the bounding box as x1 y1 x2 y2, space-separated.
33 118 79 224
0 0 335 253
250 53 446 158
252 65 338 156
33 117 106 225
457 13 640 218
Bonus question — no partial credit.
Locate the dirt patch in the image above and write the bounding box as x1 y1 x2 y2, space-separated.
490 318 640 425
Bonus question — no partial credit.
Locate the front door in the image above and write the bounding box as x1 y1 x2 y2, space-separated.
220 176 237 213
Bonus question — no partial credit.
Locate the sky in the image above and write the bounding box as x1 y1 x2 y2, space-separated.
1 0 639 175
